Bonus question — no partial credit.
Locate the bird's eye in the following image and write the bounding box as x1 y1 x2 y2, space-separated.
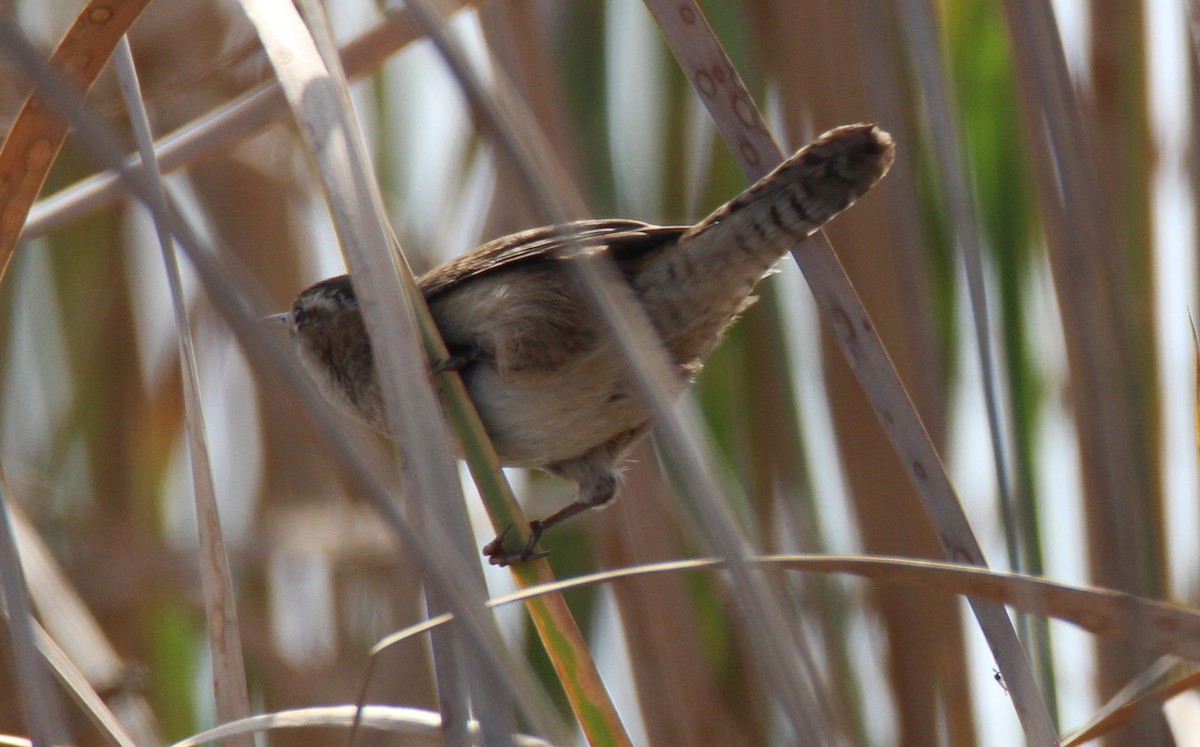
292 306 307 326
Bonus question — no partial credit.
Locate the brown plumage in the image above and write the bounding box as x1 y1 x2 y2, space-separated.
281 123 895 564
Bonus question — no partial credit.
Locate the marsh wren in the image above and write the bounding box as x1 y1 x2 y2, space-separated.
275 124 895 565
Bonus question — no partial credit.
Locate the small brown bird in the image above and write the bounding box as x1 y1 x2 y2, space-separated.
275 123 894 565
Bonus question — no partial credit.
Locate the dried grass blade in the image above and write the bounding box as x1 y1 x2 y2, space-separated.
375 554 1200 674
11 500 156 745
112 37 252 742
1062 657 1195 746
643 0 1057 742
0 466 68 744
30 623 138 747
167 705 555 747
0 0 153 281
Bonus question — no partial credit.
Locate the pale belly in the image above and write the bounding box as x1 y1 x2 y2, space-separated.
460 347 666 467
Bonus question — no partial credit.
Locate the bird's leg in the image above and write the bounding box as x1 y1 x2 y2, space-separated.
483 454 619 567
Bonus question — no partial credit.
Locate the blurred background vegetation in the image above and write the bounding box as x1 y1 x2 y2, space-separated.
0 0 1195 745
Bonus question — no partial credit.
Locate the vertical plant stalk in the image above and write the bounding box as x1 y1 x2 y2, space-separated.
643 0 1059 743
232 0 587 742
893 0 1018 590
1000 1 1154 591
379 1 636 736
111 37 253 742
1001 1 1166 741
893 0 1058 716
1086 8 1165 739
411 268 634 746
293 3 492 743
397 0 840 738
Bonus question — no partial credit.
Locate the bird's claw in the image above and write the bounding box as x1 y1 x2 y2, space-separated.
482 522 549 567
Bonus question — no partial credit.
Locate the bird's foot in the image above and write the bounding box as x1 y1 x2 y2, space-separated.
482 522 549 567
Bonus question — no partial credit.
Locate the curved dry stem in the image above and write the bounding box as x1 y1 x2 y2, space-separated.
167 704 555 747
374 554 1200 672
111 36 252 741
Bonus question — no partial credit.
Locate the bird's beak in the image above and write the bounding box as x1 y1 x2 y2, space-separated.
264 311 292 327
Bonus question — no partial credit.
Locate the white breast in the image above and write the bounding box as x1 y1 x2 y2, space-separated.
462 344 662 467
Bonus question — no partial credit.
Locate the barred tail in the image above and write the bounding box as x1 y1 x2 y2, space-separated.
635 124 895 363
689 123 893 242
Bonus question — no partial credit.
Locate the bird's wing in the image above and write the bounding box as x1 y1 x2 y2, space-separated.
417 219 687 300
